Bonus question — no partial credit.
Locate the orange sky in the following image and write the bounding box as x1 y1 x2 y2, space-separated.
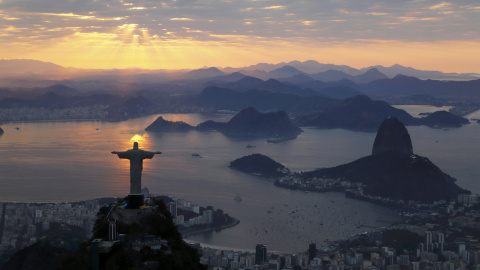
1 0 479 73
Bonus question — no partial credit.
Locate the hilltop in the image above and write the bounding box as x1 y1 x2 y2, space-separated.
303 117 469 202
297 95 469 131
1 199 206 270
229 153 290 177
146 107 303 142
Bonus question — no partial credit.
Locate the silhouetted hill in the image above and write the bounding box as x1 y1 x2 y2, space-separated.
229 153 290 177
268 65 305 78
225 76 265 90
360 64 479 80
421 111 470 128
315 86 363 100
206 72 246 84
303 117 468 203
196 86 337 114
196 120 226 131
225 60 478 80
311 69 354 82
0 59 64 76
296 95 468 131
301 68 387 84
183 67 225 79
297 95 419 131
0 127 3 135
372 117 413 156
145 116 194 132
234 69 269 80
365 154 467 202
222 107 302 137
298 80 362 98
352 68 388 84
258 79 317 96
280 74 315 84
145 107 302 140
222 76 317 96
363 75 480 98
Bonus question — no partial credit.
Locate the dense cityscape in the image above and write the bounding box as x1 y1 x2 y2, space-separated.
1 189 480 269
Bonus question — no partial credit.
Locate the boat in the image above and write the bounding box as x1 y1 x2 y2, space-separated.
191 153 201 158
246 144 256 148
234 193 242 202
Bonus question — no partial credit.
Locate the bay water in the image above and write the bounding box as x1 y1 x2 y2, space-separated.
0 106 478 252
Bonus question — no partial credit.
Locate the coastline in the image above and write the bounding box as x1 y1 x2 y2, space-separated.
181 218 240 237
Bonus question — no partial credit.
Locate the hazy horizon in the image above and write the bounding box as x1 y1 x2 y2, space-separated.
1 1 479 73
1 58 480 74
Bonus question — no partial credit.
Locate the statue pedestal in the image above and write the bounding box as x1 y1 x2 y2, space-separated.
127 194 144 209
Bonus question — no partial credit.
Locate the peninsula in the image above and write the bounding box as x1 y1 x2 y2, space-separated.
146 106 303 142
297 95 469 132
232 117 470 204
302 117 468 202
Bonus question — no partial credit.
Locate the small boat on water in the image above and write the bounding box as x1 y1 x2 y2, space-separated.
234 193 242 202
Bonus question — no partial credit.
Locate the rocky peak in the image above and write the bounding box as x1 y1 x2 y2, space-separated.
372 117 413 156
227 107 260 125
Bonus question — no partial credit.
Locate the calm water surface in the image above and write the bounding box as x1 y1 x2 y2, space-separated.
0 107 478 252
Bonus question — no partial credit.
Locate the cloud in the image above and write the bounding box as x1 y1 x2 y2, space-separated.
0 0 479 71
429 2 452 10
261 6 285 10
170 18 194 21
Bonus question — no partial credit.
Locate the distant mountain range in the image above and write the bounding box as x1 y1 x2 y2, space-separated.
1 59 478 83
0 59 479 124
222 60 480 80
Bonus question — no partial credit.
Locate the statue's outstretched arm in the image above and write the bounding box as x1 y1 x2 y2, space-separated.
155 152 162 154
111 151 118 154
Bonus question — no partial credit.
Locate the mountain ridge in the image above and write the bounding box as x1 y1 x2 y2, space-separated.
1 59 478 81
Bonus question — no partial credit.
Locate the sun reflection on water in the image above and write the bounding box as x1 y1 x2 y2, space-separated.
126 133 151 150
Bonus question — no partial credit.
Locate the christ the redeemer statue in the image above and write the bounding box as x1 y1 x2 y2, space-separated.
112 142 161 203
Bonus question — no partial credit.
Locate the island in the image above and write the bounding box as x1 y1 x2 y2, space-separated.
420 110 470 128
229 153 290 177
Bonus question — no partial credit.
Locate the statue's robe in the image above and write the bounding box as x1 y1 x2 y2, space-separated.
116 149 156 194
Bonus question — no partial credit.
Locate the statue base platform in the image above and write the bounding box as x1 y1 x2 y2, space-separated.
127 194 144 209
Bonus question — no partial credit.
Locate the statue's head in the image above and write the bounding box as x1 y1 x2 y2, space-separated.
133 142 139 150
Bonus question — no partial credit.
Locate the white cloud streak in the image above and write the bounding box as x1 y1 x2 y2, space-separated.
0 0 478 45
